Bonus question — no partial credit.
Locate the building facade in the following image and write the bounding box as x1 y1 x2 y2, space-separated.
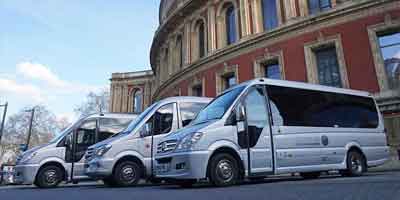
109 70 153 113
111 0 400 156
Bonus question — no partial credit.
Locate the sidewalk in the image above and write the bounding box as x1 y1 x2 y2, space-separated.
369 158 400 172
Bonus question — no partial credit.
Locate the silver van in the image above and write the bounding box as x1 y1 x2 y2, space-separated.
84 97 211 187
155 78 390 187
14 113 137 188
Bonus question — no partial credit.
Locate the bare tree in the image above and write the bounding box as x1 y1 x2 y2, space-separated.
74 88 110 117
0 105 68 165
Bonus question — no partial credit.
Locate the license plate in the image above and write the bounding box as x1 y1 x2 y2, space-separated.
156 163 170 173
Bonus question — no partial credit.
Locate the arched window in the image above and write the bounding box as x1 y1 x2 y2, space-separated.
225 5 237 45
197 21 206 58
176 35 183 68
133 89 142 113
262 0 278 30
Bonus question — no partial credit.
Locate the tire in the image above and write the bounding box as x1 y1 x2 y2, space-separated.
34 165 64 188
300 172 321 179
208 153 239 187
342 150 366 177
112 161 142 187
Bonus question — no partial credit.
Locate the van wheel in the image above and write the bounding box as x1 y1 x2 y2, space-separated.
342 150 366 177
300 172 321 179
208 153 239 187
35 165 63 188
113 161 142 187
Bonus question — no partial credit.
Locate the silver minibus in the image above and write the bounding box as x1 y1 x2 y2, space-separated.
84 97 211 187
155 78 390 187
14 113 137 188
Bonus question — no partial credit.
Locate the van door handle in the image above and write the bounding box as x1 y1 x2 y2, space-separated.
321 135 329 146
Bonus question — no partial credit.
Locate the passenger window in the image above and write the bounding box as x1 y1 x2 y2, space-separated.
98 118 133 141
179 102 208 127
144 104 174 136
244 87 269 148
266 85 379 128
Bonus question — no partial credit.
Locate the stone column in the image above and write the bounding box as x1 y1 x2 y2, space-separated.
251 0 263 34
184 21 192 65
240 0 252 37
208 4 217 52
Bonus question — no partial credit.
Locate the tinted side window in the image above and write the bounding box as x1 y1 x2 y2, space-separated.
149 104 174 135
98 118 133 141
180 102 208 127
266 85 379 128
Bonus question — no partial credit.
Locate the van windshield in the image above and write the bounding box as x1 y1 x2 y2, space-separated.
49 120 78 143
191 86 245 125
122 102 159 134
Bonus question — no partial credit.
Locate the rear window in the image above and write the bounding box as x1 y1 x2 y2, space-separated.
266 85 379 128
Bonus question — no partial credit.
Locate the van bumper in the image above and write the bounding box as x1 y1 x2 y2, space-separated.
84 158 114 179
13 164 40 185
155 151 209 180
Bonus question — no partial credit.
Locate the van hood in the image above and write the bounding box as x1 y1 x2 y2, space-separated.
163 120 216 141
20 143 49 156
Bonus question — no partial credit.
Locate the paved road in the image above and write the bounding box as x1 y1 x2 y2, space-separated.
1 171 399 200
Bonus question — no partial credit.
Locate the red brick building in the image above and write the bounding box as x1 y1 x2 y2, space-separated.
110 0 400 156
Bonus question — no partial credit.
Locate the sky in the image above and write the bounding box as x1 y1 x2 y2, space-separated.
0 0 161 122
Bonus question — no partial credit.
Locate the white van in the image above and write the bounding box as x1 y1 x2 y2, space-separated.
84 97 211 187
14 113 137 188
155 78 390 187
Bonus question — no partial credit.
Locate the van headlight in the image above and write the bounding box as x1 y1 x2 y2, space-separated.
176 132 203 152
95 144 112 157
19 152 37 164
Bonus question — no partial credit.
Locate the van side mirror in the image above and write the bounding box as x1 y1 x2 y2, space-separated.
140 123 152 138
236 104 245 122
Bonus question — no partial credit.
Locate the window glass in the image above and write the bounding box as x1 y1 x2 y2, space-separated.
177 35 183 67
180 102 208 127
225 75 236 89
198 22 206 58
378 31 400 90
315 47 342 88
308 0 332 15
192 85 203 97
226 5 237 45
124 102 158 134
192 86 245 125
148 104 174 135
76 120 96 146
262 0 278 30
266 85 379 128
133 90 143 113
245 87 269 147
98 118 133 141
264 62 281 79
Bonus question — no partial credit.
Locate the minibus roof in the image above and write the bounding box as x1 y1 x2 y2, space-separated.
157 96 213 104
235 78 372 98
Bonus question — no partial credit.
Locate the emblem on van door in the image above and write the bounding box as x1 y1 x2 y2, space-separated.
321 135 329 146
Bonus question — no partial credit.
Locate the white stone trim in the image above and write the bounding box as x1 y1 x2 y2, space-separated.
304 34 349 88
367 16 400 92
253 50 285 79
